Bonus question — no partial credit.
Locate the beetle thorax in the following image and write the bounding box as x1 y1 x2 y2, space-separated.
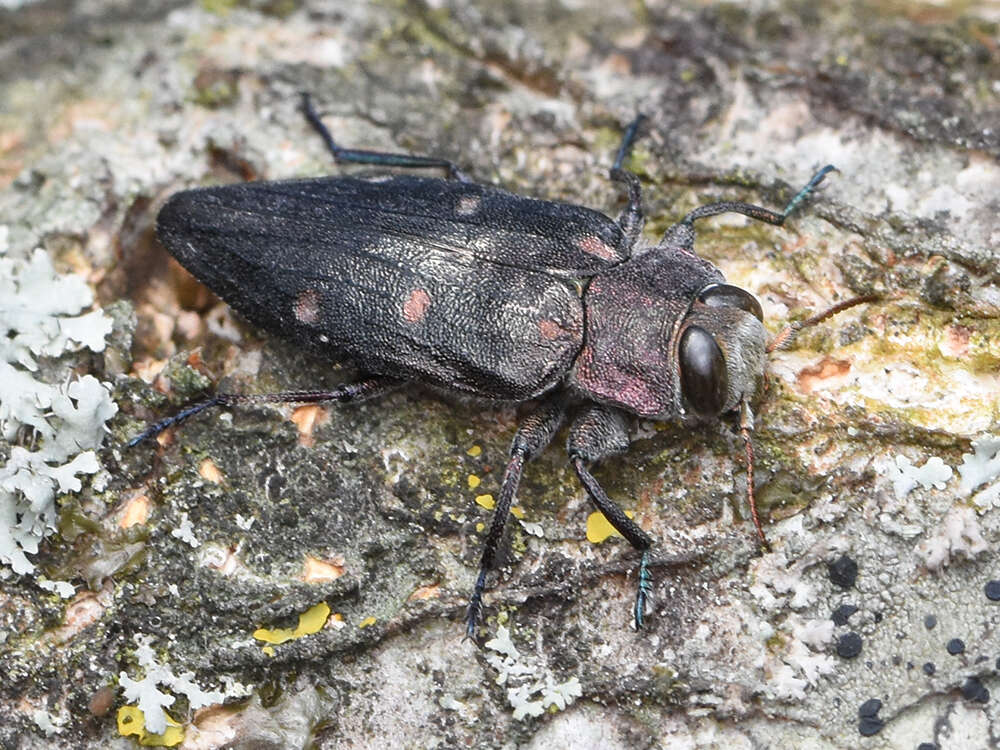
569 247 726 419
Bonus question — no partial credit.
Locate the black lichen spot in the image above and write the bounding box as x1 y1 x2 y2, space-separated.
837 632 863 659
857 698 884 736
858 698 881 716
985 580 1000 601
924 614 937 629
828 555 858 588
917 744 938 750
923 662 936 676
961 676 990 703
832 604 858 626
858 717 884 737
947 638 966 655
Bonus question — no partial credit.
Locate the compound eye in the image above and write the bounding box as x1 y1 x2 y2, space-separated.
698 284 763 321
680 325 728 416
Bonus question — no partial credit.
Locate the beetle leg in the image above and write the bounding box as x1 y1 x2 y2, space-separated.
466 397 566 640
300 93 470 181
609 113 647 254
660 165 838 247
609 168 645 255
127 377 400 447
612 113 647 172
567 404 655 629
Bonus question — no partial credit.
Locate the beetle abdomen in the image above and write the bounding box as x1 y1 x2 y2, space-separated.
157 176 593 399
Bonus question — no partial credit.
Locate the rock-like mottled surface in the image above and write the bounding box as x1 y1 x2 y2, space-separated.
1 1 998 748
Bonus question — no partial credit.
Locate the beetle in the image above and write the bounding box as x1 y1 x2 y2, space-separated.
132 94 871 638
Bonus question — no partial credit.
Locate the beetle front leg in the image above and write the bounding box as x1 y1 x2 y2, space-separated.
466 397 566 640
567 404 655 629
659 166 838 250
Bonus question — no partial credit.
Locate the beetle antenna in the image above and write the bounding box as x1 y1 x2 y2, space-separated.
766 294 878 353
739 399 769 552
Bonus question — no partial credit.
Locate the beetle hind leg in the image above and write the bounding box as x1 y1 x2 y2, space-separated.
127 376 399 447
300 93 470 181
466 398 566 640
567 405 655 629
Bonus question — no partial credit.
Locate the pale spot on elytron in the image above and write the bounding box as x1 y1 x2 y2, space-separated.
456 195 481 216
403 288 431 323
538 319 563 340
576 234 618 261
293 288 320 324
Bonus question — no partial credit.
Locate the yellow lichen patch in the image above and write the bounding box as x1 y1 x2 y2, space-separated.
301 555 344 583
475 494 495 510
253 625 295 646
467 445 482 457
120 494 151 528
291 404 327 446
359 616 377 628
292 601 330 635
586 510 635 544
467 474 481 489
198 458 224 484
409 583 441 601
510 506 525 520
476 522 485 532
116 705 184 747
252 602 331 646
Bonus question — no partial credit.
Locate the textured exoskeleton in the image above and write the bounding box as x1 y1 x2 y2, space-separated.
139 96 839 638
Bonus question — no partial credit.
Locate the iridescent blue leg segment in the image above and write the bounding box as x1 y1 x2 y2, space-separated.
782 165 837 218
633 550 653 629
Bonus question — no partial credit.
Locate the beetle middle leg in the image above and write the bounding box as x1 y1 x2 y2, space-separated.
567 404 655 629
609 113 648 253
300 93 470 181
466 397 566 639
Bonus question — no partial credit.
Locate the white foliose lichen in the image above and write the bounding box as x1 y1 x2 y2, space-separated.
484 625 583 720
0 229 117 578
957 436 1000 509
917 505 989 571
881 454 953 500
118 634 229 734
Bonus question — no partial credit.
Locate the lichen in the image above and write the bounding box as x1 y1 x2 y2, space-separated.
0 231 116 578
484 624 583 720
117 634 227 737
252 601 332 645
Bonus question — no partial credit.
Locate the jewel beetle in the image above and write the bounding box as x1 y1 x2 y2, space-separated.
132 94 872 639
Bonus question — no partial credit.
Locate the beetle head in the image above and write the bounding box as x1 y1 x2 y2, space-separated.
678 284 767 419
